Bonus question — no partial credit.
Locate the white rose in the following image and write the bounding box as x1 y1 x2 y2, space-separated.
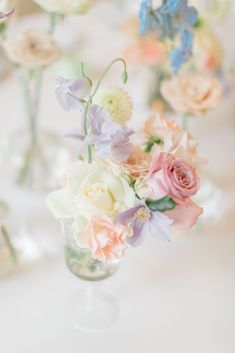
33 0 91 15
47 161 135 221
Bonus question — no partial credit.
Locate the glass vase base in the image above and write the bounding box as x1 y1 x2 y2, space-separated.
69 289 119 332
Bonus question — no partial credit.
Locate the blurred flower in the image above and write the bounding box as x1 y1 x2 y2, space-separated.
55 77 91 111
123 34 165 68
123 147 151 178
74 215 132 262
145 152 200 201
139 0 198 71
33 0 91 15
195 27 223 73
117 203 172 247
46 160 135 220
142 115 203 166
161 74 222 115
3 30 60 68
97 87 133 125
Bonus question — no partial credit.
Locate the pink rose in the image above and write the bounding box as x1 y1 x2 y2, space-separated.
76 216 132 262
165 199 203 230
145 152 200 201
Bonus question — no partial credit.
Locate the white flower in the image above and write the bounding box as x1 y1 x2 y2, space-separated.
97 87 133 125
33 0 91 15
3 30 60 68
46 161 135 221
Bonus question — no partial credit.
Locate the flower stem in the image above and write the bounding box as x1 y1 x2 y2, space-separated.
49 13 58 35
82 58 128 163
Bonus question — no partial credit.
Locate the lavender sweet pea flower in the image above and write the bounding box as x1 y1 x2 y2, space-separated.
55 77 91 111
116 204 172 247
69 104 134 162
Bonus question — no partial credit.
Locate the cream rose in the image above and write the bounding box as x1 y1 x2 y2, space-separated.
161 74 222 115
33 0 91 15
3 30 60 68
46 161 135 221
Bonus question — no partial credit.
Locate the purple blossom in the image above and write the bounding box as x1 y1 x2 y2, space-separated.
69 104 134 163
55 77 91 111
116 204 172 247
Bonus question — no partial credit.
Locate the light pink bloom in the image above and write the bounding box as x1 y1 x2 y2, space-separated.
165 199 203 230
145 152 200 201
76 216 132 262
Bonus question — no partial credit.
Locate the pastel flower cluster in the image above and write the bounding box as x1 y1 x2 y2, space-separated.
139 0 198 71
47 59 203 263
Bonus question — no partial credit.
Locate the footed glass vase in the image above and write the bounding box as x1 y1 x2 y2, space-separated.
65 232 120 331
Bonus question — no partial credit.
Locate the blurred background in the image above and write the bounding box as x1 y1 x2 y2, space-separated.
0 1 235 352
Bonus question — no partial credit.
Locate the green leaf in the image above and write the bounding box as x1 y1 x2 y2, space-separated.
146 196 176 212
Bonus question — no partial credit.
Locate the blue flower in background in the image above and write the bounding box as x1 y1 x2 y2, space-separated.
139 0 198 72
139 0 155 34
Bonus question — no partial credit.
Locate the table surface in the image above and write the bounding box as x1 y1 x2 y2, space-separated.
1 5 235 353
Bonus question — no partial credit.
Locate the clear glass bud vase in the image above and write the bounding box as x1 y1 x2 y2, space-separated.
64 226 120 331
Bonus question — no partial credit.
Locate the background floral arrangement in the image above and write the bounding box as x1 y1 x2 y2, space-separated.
47 58 203 263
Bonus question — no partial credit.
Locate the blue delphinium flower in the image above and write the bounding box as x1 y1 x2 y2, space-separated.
139 0 198 72
139 0 155 35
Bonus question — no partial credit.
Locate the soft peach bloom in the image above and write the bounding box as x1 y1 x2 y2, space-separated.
4 30 60 68
142 115 204 166
123 34 165 68
76 216 132 262
123 147 151 178
165 199 203 230
145 152 200 201
161 74 222 115
195 28 223 73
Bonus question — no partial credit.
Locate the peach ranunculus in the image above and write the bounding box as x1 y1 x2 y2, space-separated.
75 216 132 262
142 115 203 167
145 152 200 201
123 147 151 178
160 74 222 115
4 30 60 68
123 34 165 68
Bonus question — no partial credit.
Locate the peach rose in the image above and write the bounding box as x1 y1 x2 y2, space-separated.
145 152 200 201
75 216 132 262
4 30 60 68
123 147 151 178
142 115 204 167
161 74 222 115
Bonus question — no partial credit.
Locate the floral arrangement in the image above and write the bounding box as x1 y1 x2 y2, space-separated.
123 0 227 115
47 58 203 263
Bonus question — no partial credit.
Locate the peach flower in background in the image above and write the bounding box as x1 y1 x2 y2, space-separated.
4 30 60 68
142 115 204 166
195 28 224 73
160 74 222 115
145 152 200 201
75 216 132 262
123 147 151 178
123 34 165 68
